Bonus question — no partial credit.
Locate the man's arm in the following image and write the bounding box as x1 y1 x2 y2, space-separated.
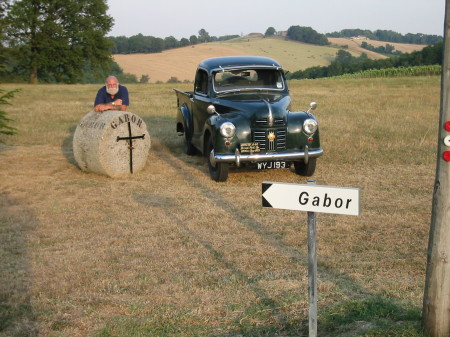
95 99 126 112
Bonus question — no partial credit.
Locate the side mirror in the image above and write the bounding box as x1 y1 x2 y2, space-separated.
307 102 317 114
207 105 217 115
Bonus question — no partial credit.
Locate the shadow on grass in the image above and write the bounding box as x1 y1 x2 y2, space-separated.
61 124 77 167
317 295 423 337
0 193 39 336
0 143 15 155
128 147 423 336
91 294 422 336
128 154 301 335
140 115 182 154
214 296 422 337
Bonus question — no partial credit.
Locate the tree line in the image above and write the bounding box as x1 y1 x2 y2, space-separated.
360 42 402 56
109 26 330 54
109 26 328 55
288 42 443 80
109 30 239 54
327 29 442 45
285 27 442 47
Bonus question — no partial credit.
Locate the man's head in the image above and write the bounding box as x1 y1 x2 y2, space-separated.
105 76 119 96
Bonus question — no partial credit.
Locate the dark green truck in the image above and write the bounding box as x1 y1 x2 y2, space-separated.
175 56 323 182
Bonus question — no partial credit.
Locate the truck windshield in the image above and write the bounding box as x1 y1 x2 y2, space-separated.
213 68 285 93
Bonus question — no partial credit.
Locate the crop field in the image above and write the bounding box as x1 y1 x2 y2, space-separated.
113 36 339 83
113 36 426 83
0 76 441 336
327 37 426 58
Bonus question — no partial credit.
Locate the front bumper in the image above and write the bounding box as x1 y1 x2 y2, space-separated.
210 146 324 167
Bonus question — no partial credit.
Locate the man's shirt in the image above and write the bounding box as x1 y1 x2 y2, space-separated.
94 84 129 106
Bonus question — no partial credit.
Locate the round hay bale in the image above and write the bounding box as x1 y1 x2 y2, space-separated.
73 110 151 177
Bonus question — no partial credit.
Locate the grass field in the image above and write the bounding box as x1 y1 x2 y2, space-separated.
113 35 427 83
0 75 441 336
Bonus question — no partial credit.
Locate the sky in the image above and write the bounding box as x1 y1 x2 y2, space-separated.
106 0 445 39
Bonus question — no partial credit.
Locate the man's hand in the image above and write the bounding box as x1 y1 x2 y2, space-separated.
94 101 124 112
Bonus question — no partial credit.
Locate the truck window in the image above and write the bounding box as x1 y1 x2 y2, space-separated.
195 69 208 95
213 69 284 92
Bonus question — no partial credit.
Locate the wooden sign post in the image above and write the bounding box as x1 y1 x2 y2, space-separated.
422 1 450 335
262 180 360 336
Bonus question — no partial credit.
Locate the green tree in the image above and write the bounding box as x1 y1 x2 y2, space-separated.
385 44 395 54
109 36 129 54
166 76 179 83
0 88 20 140
129 34 147 52
5 0 114 83
189 35 198 45
334 49 353 63
164 36 178 49
264 27 276 37
287 26 329 45
198 28 211 43
179 37 190 47
0 0 11 71
139 74 149 84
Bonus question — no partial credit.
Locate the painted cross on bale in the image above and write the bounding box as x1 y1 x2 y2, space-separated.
116 121 146 173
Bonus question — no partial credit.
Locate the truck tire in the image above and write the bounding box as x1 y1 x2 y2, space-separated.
206 137 229 182
294 158 316 176
183 138 197 155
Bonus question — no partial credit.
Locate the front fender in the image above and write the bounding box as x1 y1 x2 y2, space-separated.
287 111 320 149
202 115 219 155
204 114 252 154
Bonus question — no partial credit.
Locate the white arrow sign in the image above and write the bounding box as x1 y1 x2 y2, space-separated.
262 182 361 216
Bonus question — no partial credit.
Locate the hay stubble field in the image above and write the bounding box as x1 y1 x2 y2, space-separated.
0 75 440 336
113 36 426 83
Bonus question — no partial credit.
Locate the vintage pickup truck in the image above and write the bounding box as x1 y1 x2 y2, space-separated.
174 56 323 182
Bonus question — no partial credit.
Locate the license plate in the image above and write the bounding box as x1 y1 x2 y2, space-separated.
256 161 288 170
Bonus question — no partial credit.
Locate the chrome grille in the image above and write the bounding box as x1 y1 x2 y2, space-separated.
253 129 287 152
255 118 285 126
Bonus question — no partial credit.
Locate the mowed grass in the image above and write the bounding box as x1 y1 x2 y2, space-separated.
0 76 440 337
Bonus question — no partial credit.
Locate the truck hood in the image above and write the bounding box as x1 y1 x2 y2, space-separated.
215 93 291 127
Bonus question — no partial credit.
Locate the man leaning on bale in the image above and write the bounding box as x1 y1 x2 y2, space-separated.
94 76 129 112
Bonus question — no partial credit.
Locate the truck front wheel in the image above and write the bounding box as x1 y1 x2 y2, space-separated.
206 137 229 182
294 158 316 176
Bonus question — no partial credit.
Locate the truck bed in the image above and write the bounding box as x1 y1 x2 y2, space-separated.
173 89 193 106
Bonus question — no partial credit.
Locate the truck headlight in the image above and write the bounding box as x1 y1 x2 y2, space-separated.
220 122 236 138
303 119 318 135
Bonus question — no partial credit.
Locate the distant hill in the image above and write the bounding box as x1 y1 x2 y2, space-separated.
328 37 426 56
113 35 428 83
